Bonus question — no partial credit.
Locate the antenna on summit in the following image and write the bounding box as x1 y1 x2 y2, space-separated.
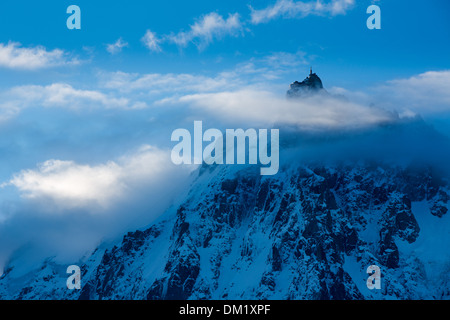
310 67 312 75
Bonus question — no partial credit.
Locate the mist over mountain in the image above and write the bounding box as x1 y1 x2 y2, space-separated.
1 102 449 299
1 0 449 302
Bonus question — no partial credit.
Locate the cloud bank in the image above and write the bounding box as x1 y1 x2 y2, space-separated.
171 89 397 130
380 70 450 114
5 145 181 211
1 61 449 276
329 70 450 116
0 145 195 274
0 83 148 121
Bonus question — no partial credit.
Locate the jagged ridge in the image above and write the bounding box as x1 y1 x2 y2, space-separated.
1 154 449 300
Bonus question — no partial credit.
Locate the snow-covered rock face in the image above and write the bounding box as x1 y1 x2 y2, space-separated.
1 148 449 300
1 118 450 300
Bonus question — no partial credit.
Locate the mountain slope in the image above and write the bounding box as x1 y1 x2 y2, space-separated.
1 122 450 300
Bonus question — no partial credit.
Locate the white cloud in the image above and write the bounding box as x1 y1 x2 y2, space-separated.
329 70 450 115
222 51 310 81
5 145 188 211
0 83 147 120
0 42 79 70
173 89 396 130
106 37 129 54
250 0 355 24
378 70 450 113
0 145 195 274
168 12 243 49
0 100 21 122
8 159 123 209
141 30 162 52
140 12 243 52
99 70 243 95
24 83 128 108
98 51 308 96
31 83 130 109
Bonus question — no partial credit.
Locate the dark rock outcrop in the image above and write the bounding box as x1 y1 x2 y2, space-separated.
287 68 327 98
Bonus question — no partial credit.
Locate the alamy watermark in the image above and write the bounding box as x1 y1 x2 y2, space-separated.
66 5 81 30
66 5 379 31
366 265 381 290
171 121 279 175
66 265 81 290
367 5 381 30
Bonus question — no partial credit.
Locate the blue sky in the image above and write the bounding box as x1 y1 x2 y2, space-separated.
1 0 449 87
0 0 450 272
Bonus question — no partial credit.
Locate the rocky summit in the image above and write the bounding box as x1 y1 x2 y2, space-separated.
287 68 327 98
